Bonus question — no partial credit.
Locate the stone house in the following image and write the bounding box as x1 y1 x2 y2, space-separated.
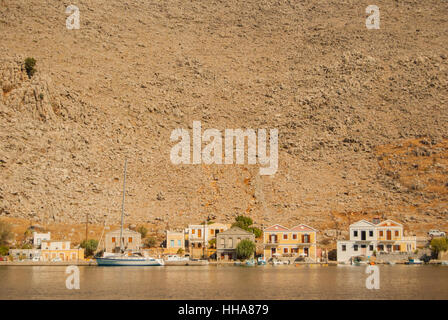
105 228 141 253
166 231 185 254
216 226 255 260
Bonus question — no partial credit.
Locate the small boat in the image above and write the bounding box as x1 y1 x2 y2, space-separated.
387 261 396 265
96 252 164 266
164 254 189 262
441 261 448 266
271 260 283 266
351 257 368 266
245 259 256 266
405 258 423 265
257 257 266 265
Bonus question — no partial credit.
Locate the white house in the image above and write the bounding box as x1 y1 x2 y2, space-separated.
33 232 51 248
337 220 377 263
337 219 416 263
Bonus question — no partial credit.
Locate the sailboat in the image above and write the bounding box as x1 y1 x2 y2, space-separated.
96 160 164 266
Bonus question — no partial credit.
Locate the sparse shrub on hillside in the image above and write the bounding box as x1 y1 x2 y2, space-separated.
0 221 13 246
232 215 262 238
137 226 148 238
24 57 36 78
145 237 157 248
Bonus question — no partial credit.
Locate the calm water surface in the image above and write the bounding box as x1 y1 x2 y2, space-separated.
1 265 447 299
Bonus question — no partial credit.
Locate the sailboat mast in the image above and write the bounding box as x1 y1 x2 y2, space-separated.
119 159 127 252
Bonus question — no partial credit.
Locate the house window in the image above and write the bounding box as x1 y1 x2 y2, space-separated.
192 229 195 234
210 229 214 235
177 240 181 246
395 231 399 237
283 247 288 253
369 245 373 251
394 245 400 251
354 231 358 237
128 237 133 243
303 234 310 243
220 238 225 247
112 237 116 243
342 245 346 251
369 231 373 237
228 238 233 248
170 240 174 247
379 231 383 237
198 229 202 238
354 245 358 251
293 234 297 240
283 233 288 240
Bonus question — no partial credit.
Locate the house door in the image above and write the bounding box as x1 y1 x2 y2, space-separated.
361 245 366 255
304 248 309 257
386 230 391 240
361 231 366 241
271 248 276 256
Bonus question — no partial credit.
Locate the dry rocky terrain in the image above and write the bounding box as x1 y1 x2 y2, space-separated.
0 0 447 246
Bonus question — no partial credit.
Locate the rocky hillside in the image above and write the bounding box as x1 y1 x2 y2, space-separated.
0 0 447 243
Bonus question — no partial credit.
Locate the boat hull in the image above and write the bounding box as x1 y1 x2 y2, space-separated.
96 258 164 266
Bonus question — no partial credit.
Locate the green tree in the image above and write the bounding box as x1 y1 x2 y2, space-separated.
0 246 9 256
145 237 157 248
21 243 32 249
249 227 262 238
231 215 262 239
208 238 216 248
236 239 256 260
430 237 448 255
176 248 184 255
0 221 13 246
80 239 99 257
137 226 148 239
24 57 37 78
235 215 253 227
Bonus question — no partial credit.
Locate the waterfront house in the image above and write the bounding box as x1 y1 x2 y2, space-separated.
166 231 186 254
40 240 84 261
9 249 41 261
105 228 141 253
337 218 417 263
216 226 255 260
263 224 318 261
33 232 51 248
186 222 230 259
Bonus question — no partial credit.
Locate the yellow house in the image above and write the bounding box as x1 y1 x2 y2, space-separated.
187 222 230 259
41 240 84 262
375 219 416 253
166 231 186 254
263 224 317 261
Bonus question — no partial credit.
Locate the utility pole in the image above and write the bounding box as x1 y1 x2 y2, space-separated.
85 212 89 243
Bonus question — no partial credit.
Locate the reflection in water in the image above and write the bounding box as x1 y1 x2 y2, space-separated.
0 265 447 300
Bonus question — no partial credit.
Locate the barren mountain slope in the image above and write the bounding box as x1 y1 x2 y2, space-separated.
0 0 447 242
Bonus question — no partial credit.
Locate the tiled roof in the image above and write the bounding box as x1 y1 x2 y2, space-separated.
290 224 317 232
264 224 289 232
